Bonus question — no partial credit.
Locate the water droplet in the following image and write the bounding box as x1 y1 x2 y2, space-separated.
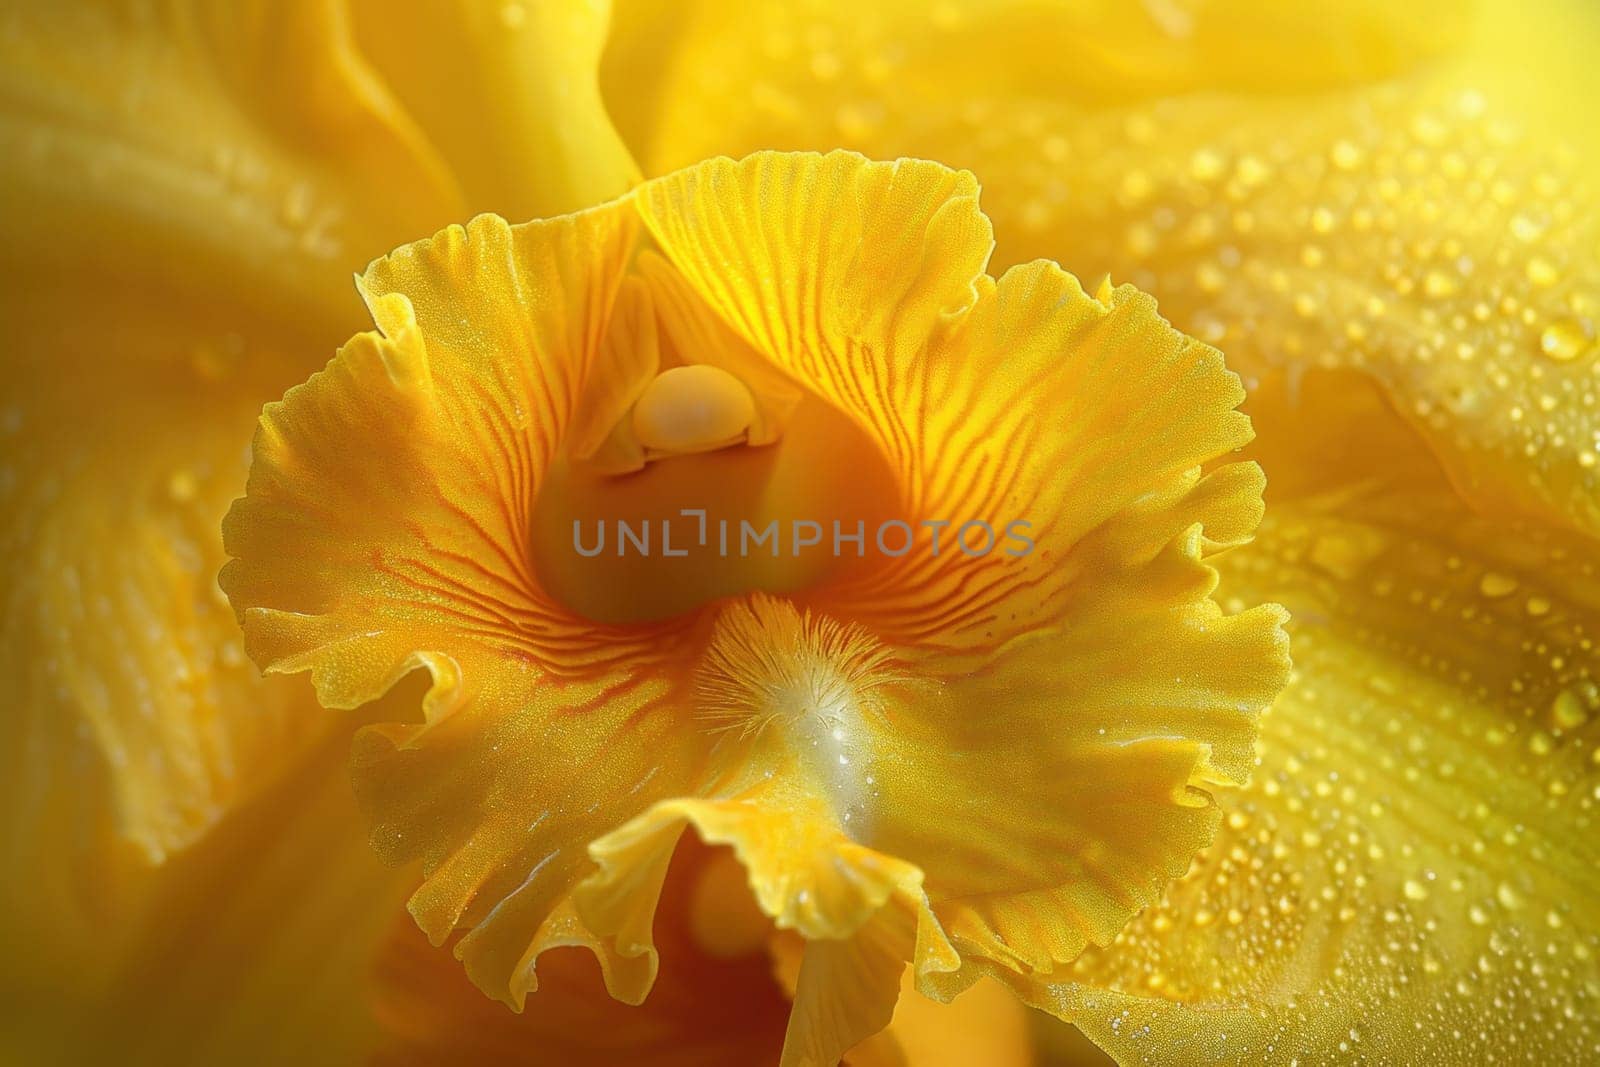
1235 155 1271 186
1118 170 1152 203
1540 318 1593 362
1526 257 1560 288
1510 213 1546 242
167 470 198 503
810 50 842 81
1330 140 1364 170
1411 113 1448 145
1124 114 1158 144
1018 198 1051 231
281 182 313 227
1424 270 1459 298
1479 572 1518 597
1551 688 1590 729
1190 148 1226 182
1125 223 1157 257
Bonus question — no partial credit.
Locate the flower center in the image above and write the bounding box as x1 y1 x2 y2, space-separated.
531 395 901 624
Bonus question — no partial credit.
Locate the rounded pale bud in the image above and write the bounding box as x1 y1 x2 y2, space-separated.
631 364 757 454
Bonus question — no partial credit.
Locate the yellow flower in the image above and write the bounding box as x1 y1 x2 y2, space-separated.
5 0 1597 1064
216 148 1287 1064
3 3 1282 1062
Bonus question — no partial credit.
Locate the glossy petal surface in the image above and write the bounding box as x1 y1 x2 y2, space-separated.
1020 390 1600 1063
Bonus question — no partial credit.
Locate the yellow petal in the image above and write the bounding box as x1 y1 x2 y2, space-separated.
561 253 805 475
607 0 1471 175
633 151 995 412
769 933 1038 1067
626 157 1287 991
221 205 714 1008
784 906 916 1067
953 75 1600 539
581 582 1281 1050
0 296 357 1005
2 2 643 341
371 838 793 1067
813 262 1267 659
5 697 415 1064
636 249 803 449
374 838 1036 1067
345 0 640 219
224 206 638 709
1 0 647 958
1009 399 1600 1063
0 0 460 335
565 274 662 473
576 599 953 1063
5 0 623 1038
0 1 442 997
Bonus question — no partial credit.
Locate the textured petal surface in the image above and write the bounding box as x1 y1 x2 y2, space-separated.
0 0 459 335
374 839 1035 1067
1 0 640 334
0 2 462 957
608 16 1600 1059
1009 387 1600 1063
606 0 1472 174
634 156 1287 990
942 76 1600 541
371 838 792 1067
577 598 953 1064
222 205 713 1008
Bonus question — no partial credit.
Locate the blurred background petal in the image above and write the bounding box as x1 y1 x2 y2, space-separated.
0 0 639 1051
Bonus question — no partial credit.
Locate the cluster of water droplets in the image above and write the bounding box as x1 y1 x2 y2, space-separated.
1059 494 1600 1062
958 79 1600 532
